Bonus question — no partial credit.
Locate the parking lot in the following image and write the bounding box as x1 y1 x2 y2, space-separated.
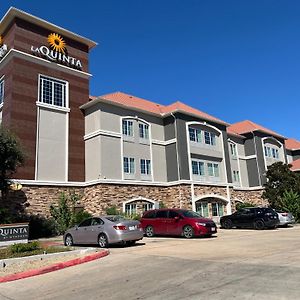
1 226 300 300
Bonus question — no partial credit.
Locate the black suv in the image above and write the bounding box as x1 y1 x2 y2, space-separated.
220 207 279 230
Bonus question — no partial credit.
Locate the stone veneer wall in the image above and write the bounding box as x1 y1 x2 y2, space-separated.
0 183 268 218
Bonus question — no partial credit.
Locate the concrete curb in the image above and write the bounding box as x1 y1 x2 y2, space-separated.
0 249 109 283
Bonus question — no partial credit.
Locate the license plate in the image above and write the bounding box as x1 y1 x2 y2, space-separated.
211 227 216 231
129 226 136 231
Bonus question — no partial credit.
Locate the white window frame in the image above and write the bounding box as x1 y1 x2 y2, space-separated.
189 127 202 143
122 120 134 137
38 75 68 108
233 170 240 182
191 160 205 176
211 202 224 217
0 76 4 107
139 123 149 140
125 203 137 215
140 159 151 175
230 143 237 157
123 157 135 174
195 202 209 217
207 162 219 177
204 131 216 146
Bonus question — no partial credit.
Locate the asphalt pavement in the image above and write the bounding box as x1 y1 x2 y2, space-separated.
1 226 300 300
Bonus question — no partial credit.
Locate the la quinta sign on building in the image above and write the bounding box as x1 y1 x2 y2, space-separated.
31 33 83 69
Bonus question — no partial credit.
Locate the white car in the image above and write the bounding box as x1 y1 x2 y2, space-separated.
276 211 295 226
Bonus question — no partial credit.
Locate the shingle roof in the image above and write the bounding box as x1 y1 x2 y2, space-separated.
228 120 285 139
285 138 300 151
290 159 300 171
86 92 228 125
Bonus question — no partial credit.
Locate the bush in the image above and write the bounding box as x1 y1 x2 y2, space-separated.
72 210 92 226
280 190 300 222
50 191 90 234
235 202 254 210
9 241 40 254
28 215 57 239
105 205 120 215
0 207 14 224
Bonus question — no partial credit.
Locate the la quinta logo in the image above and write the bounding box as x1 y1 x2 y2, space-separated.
31 33 83 69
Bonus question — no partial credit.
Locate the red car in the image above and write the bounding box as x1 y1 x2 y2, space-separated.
140 208 217 238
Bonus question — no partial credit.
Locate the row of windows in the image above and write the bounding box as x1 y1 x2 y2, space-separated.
124 202 154 215
189 128 216 146
122 120 149 139
191 160 220 177
123 157 151 175
264 146 279 159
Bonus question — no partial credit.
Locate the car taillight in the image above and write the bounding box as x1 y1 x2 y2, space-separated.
113 225 127 230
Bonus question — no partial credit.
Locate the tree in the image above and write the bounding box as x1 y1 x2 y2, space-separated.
0 126 25 199
280 190 300 222
262 162 300 208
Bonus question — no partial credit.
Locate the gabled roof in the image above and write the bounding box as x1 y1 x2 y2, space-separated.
83 92 229 126
228 120 286 139
290 159 300 172
227 128 246 139
286 138 300 151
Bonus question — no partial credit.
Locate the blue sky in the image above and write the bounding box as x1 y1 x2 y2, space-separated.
1 0 300 139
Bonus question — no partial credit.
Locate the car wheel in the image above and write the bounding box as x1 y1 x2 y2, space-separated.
223 219 233 229
254 220 265 230
145 226 155 237
98 233 108 248
64 234 73 246
182 225 194 238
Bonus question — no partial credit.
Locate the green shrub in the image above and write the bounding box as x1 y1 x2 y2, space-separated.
105 205 120 215
9 241 40 254
29 215 57 239
236 202 254 210
0 207 14 224
50 191 90 234
72 210 92 226
159 201 166 209
280 190 300 222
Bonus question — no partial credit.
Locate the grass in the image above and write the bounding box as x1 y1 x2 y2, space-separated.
0 242 71 260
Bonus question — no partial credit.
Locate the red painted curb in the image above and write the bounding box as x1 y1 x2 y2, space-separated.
0 249 109 283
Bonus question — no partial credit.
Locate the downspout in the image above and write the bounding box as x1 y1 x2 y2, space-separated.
252 132 262 186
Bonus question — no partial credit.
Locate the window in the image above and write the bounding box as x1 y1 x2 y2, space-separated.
195 202 209 218
39 75 67 107
123 157 135 174
142 202 154 212
189 127 201 143
230 143 237 157
91 218 104 226
140 159 151 175
144 210 156 218
79 218 92 227
139 123 149 139
192 160 205 176
0 78 4 105
207 163 219 177
125 203 136 215
156 210 168 218
204 131 216 146
122 120 133 136
233 170 240 182
275 149 279 159
212 203 224 217
264 145 280 159
168 210 180 218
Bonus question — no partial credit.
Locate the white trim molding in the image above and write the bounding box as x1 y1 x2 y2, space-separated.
239 155 257 160
152 138 176 146
84 129 121 141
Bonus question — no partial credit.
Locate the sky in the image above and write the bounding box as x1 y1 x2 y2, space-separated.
1 0 300 140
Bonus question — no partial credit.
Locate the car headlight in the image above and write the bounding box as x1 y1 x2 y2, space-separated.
196 222 207 227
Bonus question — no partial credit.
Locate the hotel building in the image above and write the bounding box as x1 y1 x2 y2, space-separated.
1 8 299 222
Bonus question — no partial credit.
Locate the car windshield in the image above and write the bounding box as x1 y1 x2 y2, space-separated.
105 215 128 222
180 210 202 218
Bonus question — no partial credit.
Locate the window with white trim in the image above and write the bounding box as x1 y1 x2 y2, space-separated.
0 78 4 105
142 202 154 212
122 120 133 136
192 160 205 176
140 159 151 175
230 143 237 157
123 157 135 174
264 145 280 159
204 131 216 146
125 203 136 215
233 170 240 182
212 203 224 217
189 127 201 143
139 123 149 139
207 163 219 177
39 75 67 107
195 202 209 217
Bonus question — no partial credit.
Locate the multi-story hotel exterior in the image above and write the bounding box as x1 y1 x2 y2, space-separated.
1 8 300 222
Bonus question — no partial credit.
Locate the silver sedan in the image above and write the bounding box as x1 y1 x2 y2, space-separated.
276 211 295 226
64 216 143 248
